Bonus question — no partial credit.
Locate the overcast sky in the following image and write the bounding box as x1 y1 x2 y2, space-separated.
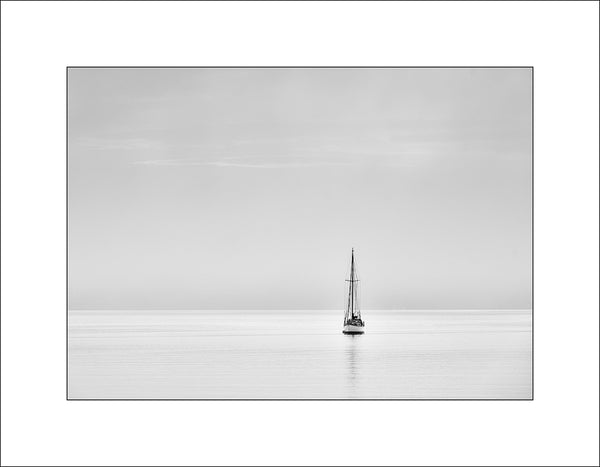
68 68 531 310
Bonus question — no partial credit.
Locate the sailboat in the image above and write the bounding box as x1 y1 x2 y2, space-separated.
343 248 365 335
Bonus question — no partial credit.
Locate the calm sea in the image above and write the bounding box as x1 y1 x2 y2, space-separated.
68 309 532 399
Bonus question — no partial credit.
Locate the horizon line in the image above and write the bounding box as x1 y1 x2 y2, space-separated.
68 308 532 312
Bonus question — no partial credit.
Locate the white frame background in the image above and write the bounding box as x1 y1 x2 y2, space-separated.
1 1 598 465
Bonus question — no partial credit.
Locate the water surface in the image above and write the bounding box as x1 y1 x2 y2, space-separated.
68 309 532 399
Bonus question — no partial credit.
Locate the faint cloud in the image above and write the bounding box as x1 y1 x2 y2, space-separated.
72 136 162 151
132 158 357 169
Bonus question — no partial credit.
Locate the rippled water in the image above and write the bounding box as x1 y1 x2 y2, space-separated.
68 309 531 399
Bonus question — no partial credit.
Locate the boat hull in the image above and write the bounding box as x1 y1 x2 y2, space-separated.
343 324 365 335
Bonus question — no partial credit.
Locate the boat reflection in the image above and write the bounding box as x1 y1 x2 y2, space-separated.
345 335 361 397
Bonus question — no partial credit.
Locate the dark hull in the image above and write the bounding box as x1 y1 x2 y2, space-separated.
342 324 365 334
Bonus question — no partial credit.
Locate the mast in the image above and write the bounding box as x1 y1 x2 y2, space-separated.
350 249 354 318
345 248 361 324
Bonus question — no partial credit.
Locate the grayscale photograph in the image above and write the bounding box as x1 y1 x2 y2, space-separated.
67 67 532 400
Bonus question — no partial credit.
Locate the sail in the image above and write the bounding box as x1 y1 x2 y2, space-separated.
344 249 362 325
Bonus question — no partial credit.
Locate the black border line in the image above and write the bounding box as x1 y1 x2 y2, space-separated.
66 66 534 401
531 66 534 401
66 67 70 399
4 0 598 2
